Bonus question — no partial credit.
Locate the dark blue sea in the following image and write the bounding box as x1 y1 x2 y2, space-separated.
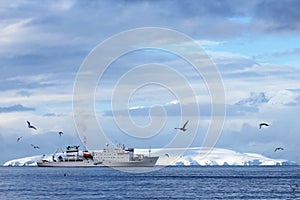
1 166 300 199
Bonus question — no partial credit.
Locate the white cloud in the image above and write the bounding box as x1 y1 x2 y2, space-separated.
165 99 179 105
49 0 76 11
267 90 300 106
197 40 225 48
129 105 145 110
0 18 33 44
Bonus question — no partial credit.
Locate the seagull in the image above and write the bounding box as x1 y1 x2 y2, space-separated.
259 122 269 129
17 136 23 142
165 153 169 158
31 144 40 149
58 131 63 136
274 147 284 152
290 184 298 192
27 121 37 130
175 120 189 132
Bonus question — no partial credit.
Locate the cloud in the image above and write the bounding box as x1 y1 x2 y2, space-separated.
103 100 261 118
0 18 33 44
224 90 300 118
16 90 32 97
0 0 299 85
43 112 65 117
0 1 299 51
0 72 75 97
267 89 300 106
0 104 35 113
253 0 300 33
235 92 269 106
272 48 300 57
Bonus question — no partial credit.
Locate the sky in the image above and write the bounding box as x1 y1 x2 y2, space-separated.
0 0 300 164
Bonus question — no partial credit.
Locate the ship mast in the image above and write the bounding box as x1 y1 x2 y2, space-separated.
83 135 87 150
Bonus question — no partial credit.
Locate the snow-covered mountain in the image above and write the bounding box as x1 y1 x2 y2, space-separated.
3 155 45 167
3 147 296 167
137 147 295 166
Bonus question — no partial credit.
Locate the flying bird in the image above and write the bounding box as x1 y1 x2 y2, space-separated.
58 131 63 136
274 147 284 152
290 184 298 192
27 121 37 130
175 120 189 132
17 136 23 142
31 144 40 149
259 123 269 129
165 153 169 158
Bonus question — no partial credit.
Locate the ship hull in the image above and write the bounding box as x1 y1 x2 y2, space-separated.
102 156 159 167
37 160 100 167
37 157 159 168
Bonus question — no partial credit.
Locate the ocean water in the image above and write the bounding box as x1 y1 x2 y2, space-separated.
1 166 300 199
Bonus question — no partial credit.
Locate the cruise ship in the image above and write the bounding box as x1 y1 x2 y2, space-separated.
36 145 159 167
